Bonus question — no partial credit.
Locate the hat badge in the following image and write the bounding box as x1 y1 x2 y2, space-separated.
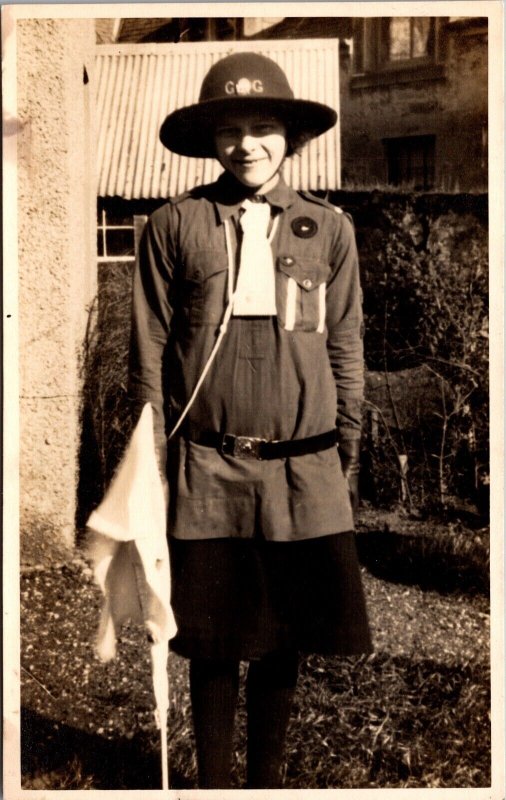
225 77 264 96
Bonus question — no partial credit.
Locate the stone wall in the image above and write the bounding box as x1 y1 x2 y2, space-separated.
340 22 488 192
17 18 96 562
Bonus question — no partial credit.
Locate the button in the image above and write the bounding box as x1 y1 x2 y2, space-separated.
302 278 313 289
281 256 294 266
193 268 203 279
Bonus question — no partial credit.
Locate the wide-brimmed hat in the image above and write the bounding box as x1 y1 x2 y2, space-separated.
159 51 337 158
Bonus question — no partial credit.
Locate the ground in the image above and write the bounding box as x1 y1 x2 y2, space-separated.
18 508 490 790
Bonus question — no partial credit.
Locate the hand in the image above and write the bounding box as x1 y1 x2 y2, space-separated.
338 439 360 513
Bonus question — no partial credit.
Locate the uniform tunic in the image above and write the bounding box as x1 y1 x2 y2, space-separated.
129 172 364 543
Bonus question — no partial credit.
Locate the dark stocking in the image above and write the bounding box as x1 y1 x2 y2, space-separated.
246 649 299 788
189 658 240 788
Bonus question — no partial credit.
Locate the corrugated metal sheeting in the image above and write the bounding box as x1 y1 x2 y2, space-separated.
96 40 340 198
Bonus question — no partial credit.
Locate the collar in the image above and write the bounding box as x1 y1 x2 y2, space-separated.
213 171 295 223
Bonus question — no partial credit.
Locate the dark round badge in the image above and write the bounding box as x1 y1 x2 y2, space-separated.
291 216 318 238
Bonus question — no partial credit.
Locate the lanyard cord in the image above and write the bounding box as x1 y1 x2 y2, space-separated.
167 218 236 440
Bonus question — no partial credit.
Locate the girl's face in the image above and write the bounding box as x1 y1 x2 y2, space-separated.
214 111 287 193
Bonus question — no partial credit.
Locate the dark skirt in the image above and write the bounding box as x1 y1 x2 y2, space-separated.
169 531 372 661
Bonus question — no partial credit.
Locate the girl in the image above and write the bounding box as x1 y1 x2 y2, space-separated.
129 51 372 789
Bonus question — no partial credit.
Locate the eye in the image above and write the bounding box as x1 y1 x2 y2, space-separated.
253 123 276 135
215 126 239 138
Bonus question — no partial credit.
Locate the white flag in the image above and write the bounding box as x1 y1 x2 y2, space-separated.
86 402 175 789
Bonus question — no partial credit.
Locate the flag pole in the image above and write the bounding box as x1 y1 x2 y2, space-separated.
151 639 170 790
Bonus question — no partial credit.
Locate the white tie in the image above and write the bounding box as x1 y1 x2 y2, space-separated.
233 199 277 316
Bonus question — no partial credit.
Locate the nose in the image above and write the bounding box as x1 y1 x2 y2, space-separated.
237 131 256 152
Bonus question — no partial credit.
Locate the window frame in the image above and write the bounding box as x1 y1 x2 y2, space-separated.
351 17 445 89
380 17 435 69
97 207 136 264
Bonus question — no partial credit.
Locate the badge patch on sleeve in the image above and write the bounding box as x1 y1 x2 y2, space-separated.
291 217 318 238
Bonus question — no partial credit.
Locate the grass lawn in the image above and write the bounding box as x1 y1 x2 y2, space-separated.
19 512 490 790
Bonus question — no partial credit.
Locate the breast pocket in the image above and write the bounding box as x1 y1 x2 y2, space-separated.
276 255 331 332
183 250 229 326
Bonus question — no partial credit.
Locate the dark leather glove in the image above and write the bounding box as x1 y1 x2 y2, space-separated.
338 439 361 513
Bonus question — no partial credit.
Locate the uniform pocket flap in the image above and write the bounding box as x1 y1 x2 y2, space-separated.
277 255 330 291
185 250 229 283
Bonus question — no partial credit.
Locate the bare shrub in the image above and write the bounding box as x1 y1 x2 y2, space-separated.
362 203 488 512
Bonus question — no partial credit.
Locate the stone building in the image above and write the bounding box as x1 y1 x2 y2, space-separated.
341 17 488 191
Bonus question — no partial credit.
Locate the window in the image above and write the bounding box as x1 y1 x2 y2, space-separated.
97 208 135 263
352 17 444 86
386 18 434 63
384 135 436 190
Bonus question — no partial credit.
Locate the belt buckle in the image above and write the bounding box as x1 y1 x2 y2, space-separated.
222 434 266 459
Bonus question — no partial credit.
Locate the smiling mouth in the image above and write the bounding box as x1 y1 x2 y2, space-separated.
234 158 265 166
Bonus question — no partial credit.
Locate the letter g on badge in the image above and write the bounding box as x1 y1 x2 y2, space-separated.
224 78 264 96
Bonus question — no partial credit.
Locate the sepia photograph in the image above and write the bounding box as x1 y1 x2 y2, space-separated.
3 2 504 796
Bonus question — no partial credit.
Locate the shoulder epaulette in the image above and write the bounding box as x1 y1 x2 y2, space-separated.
298 190 333 209
167 189 196 205
167 182 217 205
298 191 355 228
298 190 346 214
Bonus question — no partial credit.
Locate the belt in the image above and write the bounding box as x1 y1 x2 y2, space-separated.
195 429 338 460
